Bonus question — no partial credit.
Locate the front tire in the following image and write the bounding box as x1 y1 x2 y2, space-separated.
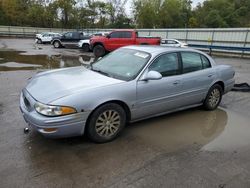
93 44 105 57
53 41 61 48
203 84 223 110
86 103 126 143
82 43 90 52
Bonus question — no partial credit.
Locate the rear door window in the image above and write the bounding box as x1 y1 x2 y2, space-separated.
167 40 177 44
64 32 73 38
201 55 211 69
121 31 132 38
110 32 121 38
181 52 203 73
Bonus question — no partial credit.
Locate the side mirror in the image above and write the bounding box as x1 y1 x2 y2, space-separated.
142 71 162 81
106 35 111 39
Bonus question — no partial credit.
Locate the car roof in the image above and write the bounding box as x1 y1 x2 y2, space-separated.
162 39 178 41
122 45 216 66
122 45 199 54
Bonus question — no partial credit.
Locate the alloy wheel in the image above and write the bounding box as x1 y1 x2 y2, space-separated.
95 110 121 137
208 88 221 108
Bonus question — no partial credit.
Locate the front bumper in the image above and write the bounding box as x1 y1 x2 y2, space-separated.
77 42 83 48
20 90 91 138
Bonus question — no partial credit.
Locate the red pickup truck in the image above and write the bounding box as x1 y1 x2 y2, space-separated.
89 29 161 57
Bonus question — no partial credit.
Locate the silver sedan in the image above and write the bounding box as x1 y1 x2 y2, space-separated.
20 46 235 143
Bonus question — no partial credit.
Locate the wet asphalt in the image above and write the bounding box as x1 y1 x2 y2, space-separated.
0 38 250 188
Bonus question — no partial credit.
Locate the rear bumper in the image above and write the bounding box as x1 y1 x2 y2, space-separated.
20 91 91 138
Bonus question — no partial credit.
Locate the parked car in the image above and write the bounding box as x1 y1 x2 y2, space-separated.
161 39 188 47
78 32 109 52
35 32 48 39
89 29 161 57
35 32 61 44
51 31 90 48
20 46 235 143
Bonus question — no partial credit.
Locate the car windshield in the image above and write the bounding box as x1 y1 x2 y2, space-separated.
91 48 151 81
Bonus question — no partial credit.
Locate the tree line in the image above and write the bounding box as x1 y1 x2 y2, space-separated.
0 0 249 29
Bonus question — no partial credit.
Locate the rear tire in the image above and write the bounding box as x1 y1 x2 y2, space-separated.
203 84 222 111
93 44 105 57
86 103 126 143
53 41 61 48
82 43 90 52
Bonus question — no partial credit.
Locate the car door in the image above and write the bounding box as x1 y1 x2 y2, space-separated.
47 34 53 42
134 52 184 119
179 51 215 106
72 32 80 46
119 31 134 46
63 32 73 47
106 31 121 51
106 31 134 51
42 34 50 42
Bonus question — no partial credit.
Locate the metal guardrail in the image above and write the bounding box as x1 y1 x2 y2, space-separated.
188 44 250 58
0 26 249 56
0 26 75 38
188 44 250 51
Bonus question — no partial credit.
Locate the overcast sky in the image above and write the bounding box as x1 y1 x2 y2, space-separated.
125 0 206 16
192 0 205 7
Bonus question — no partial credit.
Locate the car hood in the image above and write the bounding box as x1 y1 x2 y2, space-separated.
79 39 90 44
92 36 106 40
25 66 124 104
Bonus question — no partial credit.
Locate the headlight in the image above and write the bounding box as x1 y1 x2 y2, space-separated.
34 102 77 117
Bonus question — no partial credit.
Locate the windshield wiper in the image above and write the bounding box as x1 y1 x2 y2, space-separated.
91 67 112 77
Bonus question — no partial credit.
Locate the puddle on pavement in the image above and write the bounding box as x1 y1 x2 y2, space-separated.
0 50 95 71
202 109 250 152
127 108 228 152
25 107 250 155
127 107 250 153
22 106 250 180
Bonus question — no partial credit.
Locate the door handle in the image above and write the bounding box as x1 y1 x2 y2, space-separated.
208 74 214 77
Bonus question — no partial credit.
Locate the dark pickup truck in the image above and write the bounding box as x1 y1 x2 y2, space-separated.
51 31 90 48
90 29 161 57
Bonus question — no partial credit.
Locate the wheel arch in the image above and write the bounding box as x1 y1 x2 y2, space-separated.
203 80 225 102
93 42 105 48
85 100 131 133
82 42 89 46
213 81 225 93
52 39 61 45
